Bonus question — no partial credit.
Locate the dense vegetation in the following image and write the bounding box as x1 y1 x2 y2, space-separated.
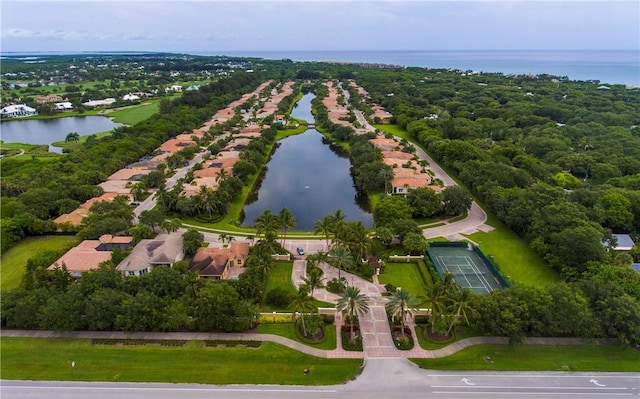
2 54 639 346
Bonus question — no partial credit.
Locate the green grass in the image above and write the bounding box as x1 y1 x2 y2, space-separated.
378 263 431 296
411 344 640 372
1 235 78 291
466 215 558 287
0 338 361 384
414 325 483 350
261 262 298 311
373 124 412 141
258 323 337 350
105 101 160 125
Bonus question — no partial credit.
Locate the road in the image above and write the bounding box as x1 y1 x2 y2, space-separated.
2 359 638 399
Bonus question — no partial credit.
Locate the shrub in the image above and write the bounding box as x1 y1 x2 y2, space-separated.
265 287 294 307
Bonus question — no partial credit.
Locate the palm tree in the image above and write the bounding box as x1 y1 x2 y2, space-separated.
328 245 353 280
386 288 419 340
344 221 371 264
160 218 182 234
314 216 333 249
336 286 370 342
130 182 148 201
289 286 315 337
329 210 346 246
302 267 325 298
424 273 456 335
445 287 478 336
278 208 296 248
215 168 229 183
255 210 280 241
219 233 229 245
379 165 394 195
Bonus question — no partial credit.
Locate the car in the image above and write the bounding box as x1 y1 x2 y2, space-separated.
296 247 305 256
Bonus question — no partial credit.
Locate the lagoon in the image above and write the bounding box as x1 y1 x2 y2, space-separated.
241 93 373 231
0 116 123 153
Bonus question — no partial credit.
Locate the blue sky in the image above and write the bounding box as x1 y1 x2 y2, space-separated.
1 1 639 53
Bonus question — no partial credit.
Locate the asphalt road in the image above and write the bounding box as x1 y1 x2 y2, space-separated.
2 359 638 399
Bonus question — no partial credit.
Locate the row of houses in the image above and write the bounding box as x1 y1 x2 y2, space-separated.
369 136 441 195
48 232 250 280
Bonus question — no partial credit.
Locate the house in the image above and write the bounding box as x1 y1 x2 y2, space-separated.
83 98 116 107
48 235 133 277
117 232 184 276
391 177 431 194
0 104 37 118
189 242 249 280
36 94 63 104
122 93 140 101
55 102 74 111
608 234 636 252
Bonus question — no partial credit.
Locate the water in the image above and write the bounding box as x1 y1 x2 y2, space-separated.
208 50 640 86
242 94 373 231
0 116 123 153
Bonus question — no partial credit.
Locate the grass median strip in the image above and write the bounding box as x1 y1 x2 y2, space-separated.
1 337 362 385
411 344 640 372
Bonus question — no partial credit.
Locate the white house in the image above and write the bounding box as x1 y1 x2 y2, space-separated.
122 93 140 101
83 98 116 107
0 104 37 118
55 102 74 111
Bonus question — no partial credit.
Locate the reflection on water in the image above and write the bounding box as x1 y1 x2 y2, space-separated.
241 94 372 230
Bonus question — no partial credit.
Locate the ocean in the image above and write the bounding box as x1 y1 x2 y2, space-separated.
200 50 640 87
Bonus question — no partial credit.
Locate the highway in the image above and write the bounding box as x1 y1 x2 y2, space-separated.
2 359 638 399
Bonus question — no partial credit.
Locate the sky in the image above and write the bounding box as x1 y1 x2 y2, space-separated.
1 1 639 53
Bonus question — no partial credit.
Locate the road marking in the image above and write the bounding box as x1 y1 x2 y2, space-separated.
590 379 606 387
432 391 633 396
428 374 638 379
461 378 476 385
431 385 628 390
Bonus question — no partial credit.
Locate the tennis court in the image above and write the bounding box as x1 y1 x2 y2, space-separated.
427 243 506 294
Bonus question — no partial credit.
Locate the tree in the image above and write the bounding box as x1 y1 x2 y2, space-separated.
406 187 442 218
255 210 280 241
374 226 394 247
302 267 325 298
314 215 333 249
160 218 182 234
130 182 149 202
182 228 204 257
445 288 477 336
385 288 419 340
379 165 394 195
373 196 412 227
343 221 371 264
278 208 296 247
336 286 369 342
403 232 428 255
138 208 166 231
441 186 473 216
289 286 315 336
65 132 80 143
328 245 354 280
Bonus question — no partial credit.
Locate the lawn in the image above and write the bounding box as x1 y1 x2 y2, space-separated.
466 215 558 287
0 338 361 385
1 235 78 291
373 124 412 141
377 262 432 296
258 322 337 350
261 262 298 311
411 344 640 372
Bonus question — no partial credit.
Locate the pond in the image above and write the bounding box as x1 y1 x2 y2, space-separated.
242 93 373 231
0 116 123 153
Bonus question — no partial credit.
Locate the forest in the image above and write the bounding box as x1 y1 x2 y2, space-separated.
1 54 639 344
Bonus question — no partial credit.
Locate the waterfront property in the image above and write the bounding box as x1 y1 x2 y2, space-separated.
0 104 37 118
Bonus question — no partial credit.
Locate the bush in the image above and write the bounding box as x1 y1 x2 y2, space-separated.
265 287 294 307
326 278 346 294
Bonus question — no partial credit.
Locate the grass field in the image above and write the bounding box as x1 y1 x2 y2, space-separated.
258 323 337 350
411 344 640 372
378 262 432 296
0 338 361 385
261 262 298 311
467 215 558 287
1 235 78 291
